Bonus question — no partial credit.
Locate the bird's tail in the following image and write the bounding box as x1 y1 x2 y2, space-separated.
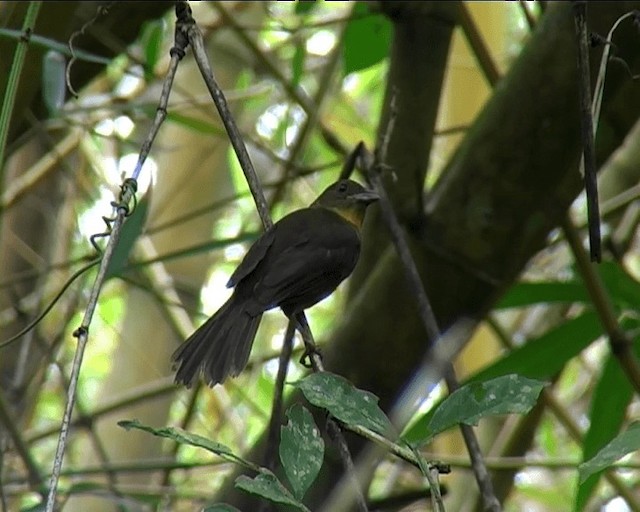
172 296 262 387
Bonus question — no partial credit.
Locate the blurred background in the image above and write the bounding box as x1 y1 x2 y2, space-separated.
2 2 640 511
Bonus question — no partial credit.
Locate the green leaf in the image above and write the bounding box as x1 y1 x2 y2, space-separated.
117 419 236 460
418 375 545 445
280 405 324 499
579 422 640 483
20 501 45 512
235 472 310 512
497 281 588 308
343 3 391 75
472 312 602 382
402 313 600 445
597 261 640 311
295 372 393 436
105 192 149 280
142 20 164 82
295 1 317 16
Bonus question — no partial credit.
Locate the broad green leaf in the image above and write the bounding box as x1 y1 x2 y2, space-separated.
296 372 393 436
417 375 545 445
579 422 640 483
235 472 310 512
598 261 640 311
343 3 391 75
105 192 149 280
497 281 588 308
280 405 324 499
118 419 236 459
472 312 601 382
403 313 601 445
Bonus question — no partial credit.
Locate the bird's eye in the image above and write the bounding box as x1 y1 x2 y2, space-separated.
338 182 348 193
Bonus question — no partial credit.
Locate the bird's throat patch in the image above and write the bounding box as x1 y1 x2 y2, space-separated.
328 206 365 229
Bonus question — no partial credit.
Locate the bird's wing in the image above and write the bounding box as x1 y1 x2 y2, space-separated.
253 230 359 312
226 227 276 288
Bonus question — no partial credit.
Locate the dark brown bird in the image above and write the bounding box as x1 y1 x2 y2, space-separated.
172 179 378 387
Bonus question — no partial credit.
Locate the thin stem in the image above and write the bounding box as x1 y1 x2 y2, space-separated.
562 216 640 394
572 1 601 261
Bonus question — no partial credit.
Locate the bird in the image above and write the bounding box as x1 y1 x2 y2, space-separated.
172 179 378 387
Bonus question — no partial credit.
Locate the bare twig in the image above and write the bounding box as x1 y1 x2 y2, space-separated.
263 321 296 476
360 92 501 510
182 4 271 230
458 3 501 87
572 1 601 262
561 216 640 394
44 5 190 508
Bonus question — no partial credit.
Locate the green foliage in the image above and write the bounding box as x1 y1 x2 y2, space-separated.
579 422 640 483
343 3 392 75
235 472 310 512
408 375 546 446
280 404 324 499
295 371 394 436
104 192 149 280
402 313 601 445
122 370 546 509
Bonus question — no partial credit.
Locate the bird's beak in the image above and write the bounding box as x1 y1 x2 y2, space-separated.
350 190 379 205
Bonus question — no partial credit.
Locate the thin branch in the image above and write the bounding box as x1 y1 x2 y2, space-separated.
182 4 271 230
43 5 189 507
263 320 295 476
458 3 501 87
359 96 501 509
561 216 640 394
518 0 537 31
572 1 601 261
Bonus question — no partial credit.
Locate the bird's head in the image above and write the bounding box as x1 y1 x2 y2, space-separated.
312 179 379 228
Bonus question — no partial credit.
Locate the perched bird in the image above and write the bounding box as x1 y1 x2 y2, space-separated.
172 179 378 387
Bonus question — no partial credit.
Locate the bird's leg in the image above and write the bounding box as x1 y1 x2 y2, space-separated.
292 311 324 371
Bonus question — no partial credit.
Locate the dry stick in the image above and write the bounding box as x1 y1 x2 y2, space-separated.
572 1 601 262
182 5 367 510
44 7 188 509
562 216 640 394
458 3 501 87
184 10 271 230
263 321 296 476
367 95 500 510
